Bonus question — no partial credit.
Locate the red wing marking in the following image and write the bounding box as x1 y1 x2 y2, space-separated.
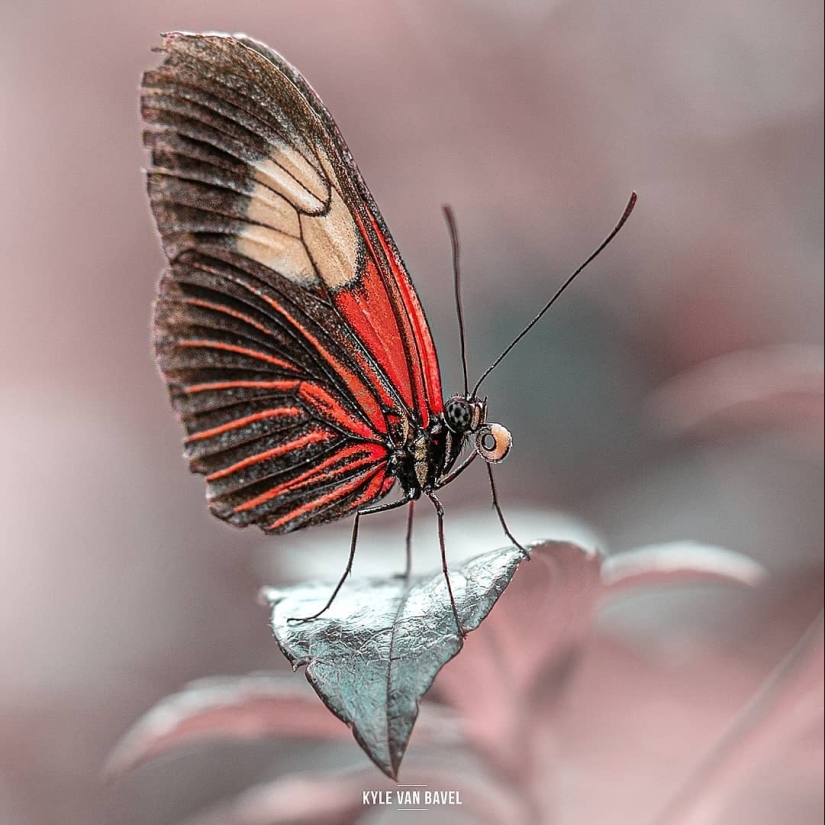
178 340 296 370
335 210 427 424
377 474 397 499
185 407 302 442
183 379 375 441
328 209 445 426
264 464 385 532
258 292 389 434
295 383 376 441
367 214 444 417
235 442 387 513
205 428 334 481
186 379 299 394
181 297 274 337
330 258 418 417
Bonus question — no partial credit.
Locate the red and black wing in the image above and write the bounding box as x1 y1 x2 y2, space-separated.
142 32 444 533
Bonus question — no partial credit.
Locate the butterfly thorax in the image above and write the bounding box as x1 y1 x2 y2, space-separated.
387 418 464 499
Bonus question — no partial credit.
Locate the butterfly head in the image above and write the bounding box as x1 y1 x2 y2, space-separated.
444 395 512 464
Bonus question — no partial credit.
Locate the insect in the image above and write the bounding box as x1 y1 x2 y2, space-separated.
142 32 635 634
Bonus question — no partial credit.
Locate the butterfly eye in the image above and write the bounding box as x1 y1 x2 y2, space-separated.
445 396 472 432
475 423 512 463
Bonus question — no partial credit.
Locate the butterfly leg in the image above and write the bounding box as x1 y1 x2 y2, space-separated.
288 495 412 623
487 464 531 560
426 492 467 638
403 499 415 582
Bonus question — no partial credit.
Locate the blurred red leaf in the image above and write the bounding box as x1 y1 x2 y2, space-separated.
105 675 351 778
107 673 462 779
650 344 825 451
602 541 765 595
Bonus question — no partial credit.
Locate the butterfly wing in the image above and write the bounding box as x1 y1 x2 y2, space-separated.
142 32 443 533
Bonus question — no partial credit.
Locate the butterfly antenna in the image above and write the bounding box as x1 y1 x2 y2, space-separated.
472 191 637 396
443 205 470 396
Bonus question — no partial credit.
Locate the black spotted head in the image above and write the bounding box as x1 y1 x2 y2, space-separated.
445 395 471 433
444 394 486 434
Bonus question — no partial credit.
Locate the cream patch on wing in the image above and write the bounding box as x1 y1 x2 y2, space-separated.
237 139 359 287
235 224 317 285
252 143 328 214
300 185 362 289
245 184 301 237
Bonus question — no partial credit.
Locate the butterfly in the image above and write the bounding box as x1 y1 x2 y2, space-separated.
141 32 635 634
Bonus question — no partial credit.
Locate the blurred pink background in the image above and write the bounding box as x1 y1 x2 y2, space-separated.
0 1 821 823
